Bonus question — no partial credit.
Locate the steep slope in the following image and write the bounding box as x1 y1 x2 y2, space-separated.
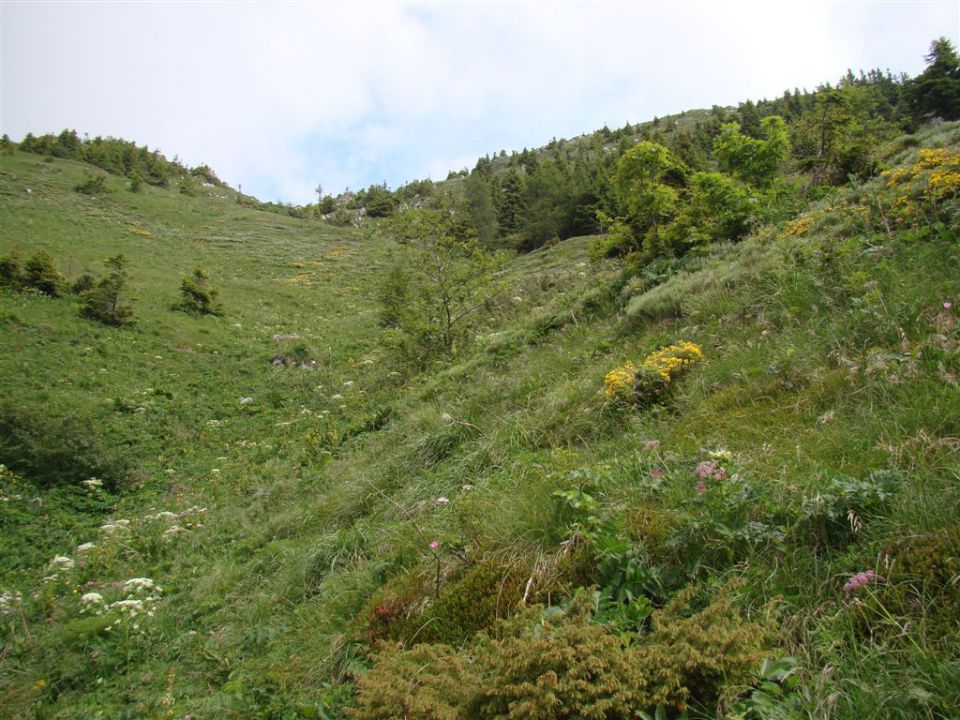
1 120 959 720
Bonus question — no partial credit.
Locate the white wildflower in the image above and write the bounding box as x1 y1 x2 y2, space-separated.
80 592 105 614
50 556 75 571
239 397 253 404
81 477 103 490
162 525 185 541
124 577 161 594
435 497 450 506
441 413 453 422
0 590 23 616
76 542 97 554
330 394 343 400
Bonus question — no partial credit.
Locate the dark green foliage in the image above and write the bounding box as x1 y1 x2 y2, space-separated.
178 176 198 196
176 268 224 316
905 37 960 122
23 250 64 296
129 172 143 193
496 168 526 234
0 249 24 287
80 254 134 326
70 272 96 295
19 129 193 188
319 195 337 214
464 171 498 243
361 184 397 217
376 262 411 329
73 173 107 195
190 163 226 187
0 400 131 491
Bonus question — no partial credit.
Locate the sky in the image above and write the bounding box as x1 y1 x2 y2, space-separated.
2 2 958 205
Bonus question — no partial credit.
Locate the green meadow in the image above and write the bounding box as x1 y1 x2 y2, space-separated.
2 91 959 719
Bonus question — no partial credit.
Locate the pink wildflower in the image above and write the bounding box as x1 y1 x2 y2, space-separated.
435 497 450 506
643 440 661 452
694 460 726 481
843 570 882 594
429 540 439 551
650 466 663 479
945 302 953 310
695 481 707 494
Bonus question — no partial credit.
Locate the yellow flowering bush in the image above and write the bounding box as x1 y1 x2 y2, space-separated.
603 362 638 403
882 147 960 225
604 341 704 406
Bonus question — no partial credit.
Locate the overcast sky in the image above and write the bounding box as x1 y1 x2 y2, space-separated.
2 2 957 204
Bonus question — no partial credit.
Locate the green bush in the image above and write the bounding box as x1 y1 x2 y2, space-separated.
73 173 107 195
80 254 134 326
0 249 24 287
175 268 224 316
0 400 131 490
23 250 64 296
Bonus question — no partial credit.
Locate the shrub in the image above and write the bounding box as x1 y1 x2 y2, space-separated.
175 268 223 316
74 173 107 195
23 250 64 296
0 250 24 287
350 589 772 718
604 341 704 406
80 254 134 326
70 272 96 295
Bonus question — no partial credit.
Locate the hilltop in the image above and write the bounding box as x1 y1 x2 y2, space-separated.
1 39 959 720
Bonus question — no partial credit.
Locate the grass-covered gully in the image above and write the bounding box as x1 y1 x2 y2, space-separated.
2 48 960 719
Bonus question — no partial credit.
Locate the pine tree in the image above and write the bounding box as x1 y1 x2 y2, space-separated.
81 255 134 326
905 37 960 122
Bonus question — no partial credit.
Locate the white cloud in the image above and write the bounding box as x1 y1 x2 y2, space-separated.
2 1 957 203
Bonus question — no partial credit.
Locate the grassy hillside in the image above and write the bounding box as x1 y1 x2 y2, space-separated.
1 116 959 720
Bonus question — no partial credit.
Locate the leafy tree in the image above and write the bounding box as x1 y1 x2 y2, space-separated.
713 116 790 187
176 268 224 316
81 254 134 326
613 141 688 254
383 206 506 360
905 37 960 122
666 171 755 249
24 250 64 296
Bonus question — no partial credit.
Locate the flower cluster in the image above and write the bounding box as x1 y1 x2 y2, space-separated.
641 341 704 383
80 592 106 615
843 570 882 594
0 590 23 616
882 147 960 224
603 362 638 403
604 342 704 407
